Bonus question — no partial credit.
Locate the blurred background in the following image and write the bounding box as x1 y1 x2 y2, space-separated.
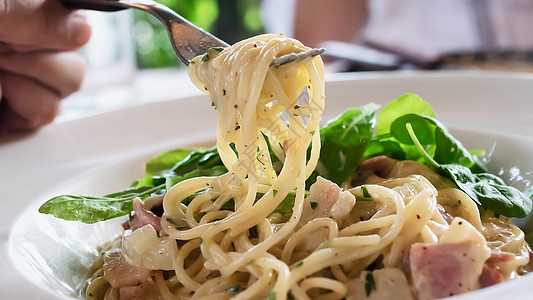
63 0 533 119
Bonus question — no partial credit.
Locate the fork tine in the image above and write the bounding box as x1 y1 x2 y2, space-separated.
270 48 325 67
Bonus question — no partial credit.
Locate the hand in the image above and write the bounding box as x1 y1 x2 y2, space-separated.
0 0 91 135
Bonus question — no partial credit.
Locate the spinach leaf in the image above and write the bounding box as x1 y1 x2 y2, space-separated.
133 147 226 187
311 103 379 186
370 94 437 161
38 185 163 224
376 94 436 137
364 139 406 161
144 148 203 177
164 165 227 190
271 191 299 216
403 124 531 218
40 148 228 224
390 114 484 171
441 164 532 218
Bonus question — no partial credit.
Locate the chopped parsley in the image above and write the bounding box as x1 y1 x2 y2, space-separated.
310 201 318 209
364 272 376 296
362 185 371 198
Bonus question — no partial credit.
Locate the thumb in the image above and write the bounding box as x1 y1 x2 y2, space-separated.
0 0 92 51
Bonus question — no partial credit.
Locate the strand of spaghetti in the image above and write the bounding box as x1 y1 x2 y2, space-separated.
210 152 308 275
339 215 397 236
256 255 292 298
290 284 312 300
153 272 176 300
299 277 348 299
330 264 351 283
420 224 439 243
234 270 275 300
173 239 202 291
287 185 406 285
282 217 339 264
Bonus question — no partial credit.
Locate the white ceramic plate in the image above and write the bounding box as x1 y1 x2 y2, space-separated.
2 71 533 299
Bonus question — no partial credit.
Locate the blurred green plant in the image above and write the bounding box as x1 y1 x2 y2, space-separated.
133 0 264 69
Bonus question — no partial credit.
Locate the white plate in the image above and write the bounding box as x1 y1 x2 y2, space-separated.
2 71 533 299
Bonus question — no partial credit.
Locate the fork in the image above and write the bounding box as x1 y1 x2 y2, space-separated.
59 0 324 67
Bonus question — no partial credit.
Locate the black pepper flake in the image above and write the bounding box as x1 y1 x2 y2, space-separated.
422 246 427 250
204 86 207 91
253 43 258 48
223 89 226 96
458 221 463 225
416 214 421 219
235 125 241 130
234 104 238 108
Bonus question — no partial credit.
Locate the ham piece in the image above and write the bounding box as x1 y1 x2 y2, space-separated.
410 218 492 299
299 176 356 228
103 249 154 299
122 198 162 233
295 177 355 253
479 251 515 288
410 242 489 299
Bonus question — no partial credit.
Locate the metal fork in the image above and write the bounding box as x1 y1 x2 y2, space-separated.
59 0 324 67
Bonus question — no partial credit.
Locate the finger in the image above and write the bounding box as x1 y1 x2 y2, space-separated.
0 0 92 51
0 98 36 135
0 51 85 98
0 72 61 131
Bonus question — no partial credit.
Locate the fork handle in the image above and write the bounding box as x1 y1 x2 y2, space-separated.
58 0 128 12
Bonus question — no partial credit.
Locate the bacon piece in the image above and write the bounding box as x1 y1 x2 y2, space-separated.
119 278 155 300
479 251 515 287
479 264 504 288
409 242 489 299
355 156 396 178
486 251 515 263
299 176 355 228
353 156 396 185
103 249 153 289
122 198 162 233
437 204 453 224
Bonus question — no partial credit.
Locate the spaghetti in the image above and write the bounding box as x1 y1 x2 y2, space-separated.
84 34 531 300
